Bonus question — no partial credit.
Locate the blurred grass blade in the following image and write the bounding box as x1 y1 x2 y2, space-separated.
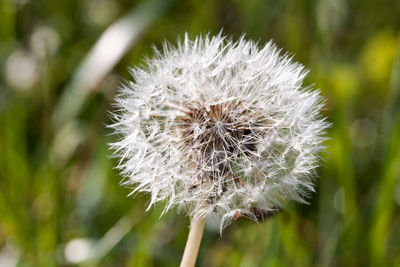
369 37 400 265
85 209 144 266
385 36 400 129
52 0 175 129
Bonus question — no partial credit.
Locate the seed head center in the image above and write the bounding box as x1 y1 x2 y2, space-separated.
179 102 260 168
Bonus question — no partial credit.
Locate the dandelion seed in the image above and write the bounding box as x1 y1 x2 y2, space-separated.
109 33 329 231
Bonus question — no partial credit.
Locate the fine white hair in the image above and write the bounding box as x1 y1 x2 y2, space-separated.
109 33 330 230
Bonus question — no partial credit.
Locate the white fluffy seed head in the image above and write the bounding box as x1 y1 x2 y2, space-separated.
109 33 330 230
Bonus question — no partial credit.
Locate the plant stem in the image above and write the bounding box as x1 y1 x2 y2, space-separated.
180 217 206 267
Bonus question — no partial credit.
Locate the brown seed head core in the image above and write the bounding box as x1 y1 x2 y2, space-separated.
179 102 259 156
177 102 279 219
177 101 264 201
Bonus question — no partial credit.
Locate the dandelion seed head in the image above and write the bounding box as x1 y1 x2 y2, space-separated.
109 33 330 230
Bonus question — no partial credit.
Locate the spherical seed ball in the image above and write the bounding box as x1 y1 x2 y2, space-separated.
109 33 330 230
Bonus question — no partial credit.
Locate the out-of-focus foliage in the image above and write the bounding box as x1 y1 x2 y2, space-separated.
0 0 399 266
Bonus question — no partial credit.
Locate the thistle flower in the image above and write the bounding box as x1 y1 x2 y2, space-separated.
110 33 329 230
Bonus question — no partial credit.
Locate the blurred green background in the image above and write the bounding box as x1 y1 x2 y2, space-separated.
1 0 400 266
